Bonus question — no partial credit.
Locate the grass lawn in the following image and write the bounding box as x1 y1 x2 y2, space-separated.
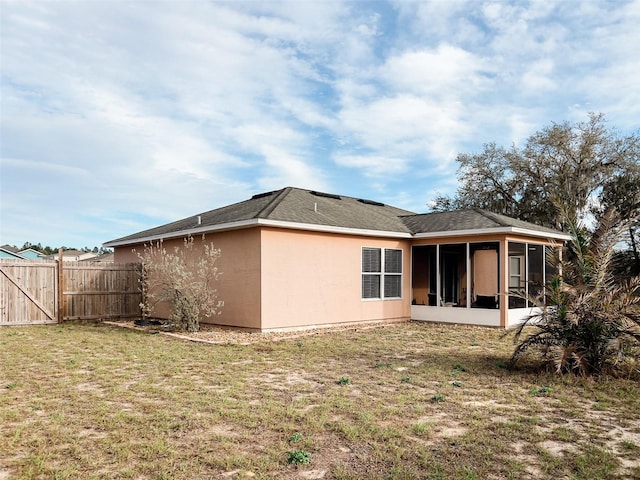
2 321 640 480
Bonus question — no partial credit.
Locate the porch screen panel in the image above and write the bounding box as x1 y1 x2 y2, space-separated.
508 242 527 308
411 245 436 306
528 244 544 305
470 242 500 309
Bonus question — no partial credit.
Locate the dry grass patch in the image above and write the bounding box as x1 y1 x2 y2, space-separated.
1 321 639 479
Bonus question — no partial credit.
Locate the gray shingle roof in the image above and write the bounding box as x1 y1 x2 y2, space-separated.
401 208 567 237
105 187 416 245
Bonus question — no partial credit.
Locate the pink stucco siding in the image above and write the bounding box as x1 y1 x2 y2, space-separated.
114 229 262 329
259 227 411 330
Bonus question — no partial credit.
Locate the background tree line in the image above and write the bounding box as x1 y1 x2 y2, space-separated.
6 242 112 256
432 113 640 276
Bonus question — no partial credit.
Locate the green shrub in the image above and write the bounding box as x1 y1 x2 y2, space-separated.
287 449 311 465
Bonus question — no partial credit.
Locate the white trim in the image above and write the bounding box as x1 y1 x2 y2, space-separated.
414 226 571 241
508 307 543 327
411 305 501 327
104 219 412 247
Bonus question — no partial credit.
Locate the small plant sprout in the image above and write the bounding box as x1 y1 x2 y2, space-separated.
430 394 445 403
287 449 311 465
337 377 351 385
412 422 430 436
374 362 392 369
400 376 411 383
529 386 552 396
288 432 303 444
451 381 463 388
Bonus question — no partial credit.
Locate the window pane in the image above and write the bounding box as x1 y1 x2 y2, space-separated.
362 248 381 273
362 274 380 298
384 249 402 273
384 275 401 298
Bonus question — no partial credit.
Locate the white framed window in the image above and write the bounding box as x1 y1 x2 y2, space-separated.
362 247 402 299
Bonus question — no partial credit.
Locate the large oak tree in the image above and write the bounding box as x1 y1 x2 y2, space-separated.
433 113 639 230
432 113 640 272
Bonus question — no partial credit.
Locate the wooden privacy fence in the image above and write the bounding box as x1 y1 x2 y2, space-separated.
0 259 141 326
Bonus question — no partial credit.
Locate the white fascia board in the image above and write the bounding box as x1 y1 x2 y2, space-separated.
103 219 412 248
258 219 412 238
103 219 260 247
413 227 571 241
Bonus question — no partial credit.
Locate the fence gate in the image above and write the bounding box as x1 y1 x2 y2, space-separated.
0 261 58 325
0 259 142 326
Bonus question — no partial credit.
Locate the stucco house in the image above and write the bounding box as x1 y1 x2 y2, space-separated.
104 187 570 331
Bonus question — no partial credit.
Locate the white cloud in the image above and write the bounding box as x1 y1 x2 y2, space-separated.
257 145 328 191
380 44 490 97
334 154 408 177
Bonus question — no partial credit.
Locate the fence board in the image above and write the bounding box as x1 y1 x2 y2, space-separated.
0 259 141 325
61 261 141 322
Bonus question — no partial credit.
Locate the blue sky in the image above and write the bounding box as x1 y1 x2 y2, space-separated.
1 0 639 249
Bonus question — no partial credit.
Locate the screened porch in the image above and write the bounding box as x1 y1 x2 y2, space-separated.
410 240 559 327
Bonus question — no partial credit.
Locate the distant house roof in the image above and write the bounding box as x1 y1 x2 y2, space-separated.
105 187 416 246
79 252 114 262
104 187 570 247
42 250 98 261
0 247 25 259
1 244 21 254
19 248 45 260
402 209 570 240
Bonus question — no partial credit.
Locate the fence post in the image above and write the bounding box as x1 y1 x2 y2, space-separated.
58 248 64 323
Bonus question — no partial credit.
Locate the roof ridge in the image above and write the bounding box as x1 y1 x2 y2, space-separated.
473 208 511 227
254 187 291 219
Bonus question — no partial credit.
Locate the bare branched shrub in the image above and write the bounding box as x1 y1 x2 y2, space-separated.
136 235 223 332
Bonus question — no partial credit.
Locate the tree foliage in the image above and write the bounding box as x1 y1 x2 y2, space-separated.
508 209 640 378
136 235 223 333
8 242 112 256
432 113 640 233
598 165 640 276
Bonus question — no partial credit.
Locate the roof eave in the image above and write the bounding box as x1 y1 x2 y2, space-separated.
413 226 571 241
103 218 412 247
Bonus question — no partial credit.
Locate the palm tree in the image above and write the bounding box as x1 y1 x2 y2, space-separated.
508 209 640 377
